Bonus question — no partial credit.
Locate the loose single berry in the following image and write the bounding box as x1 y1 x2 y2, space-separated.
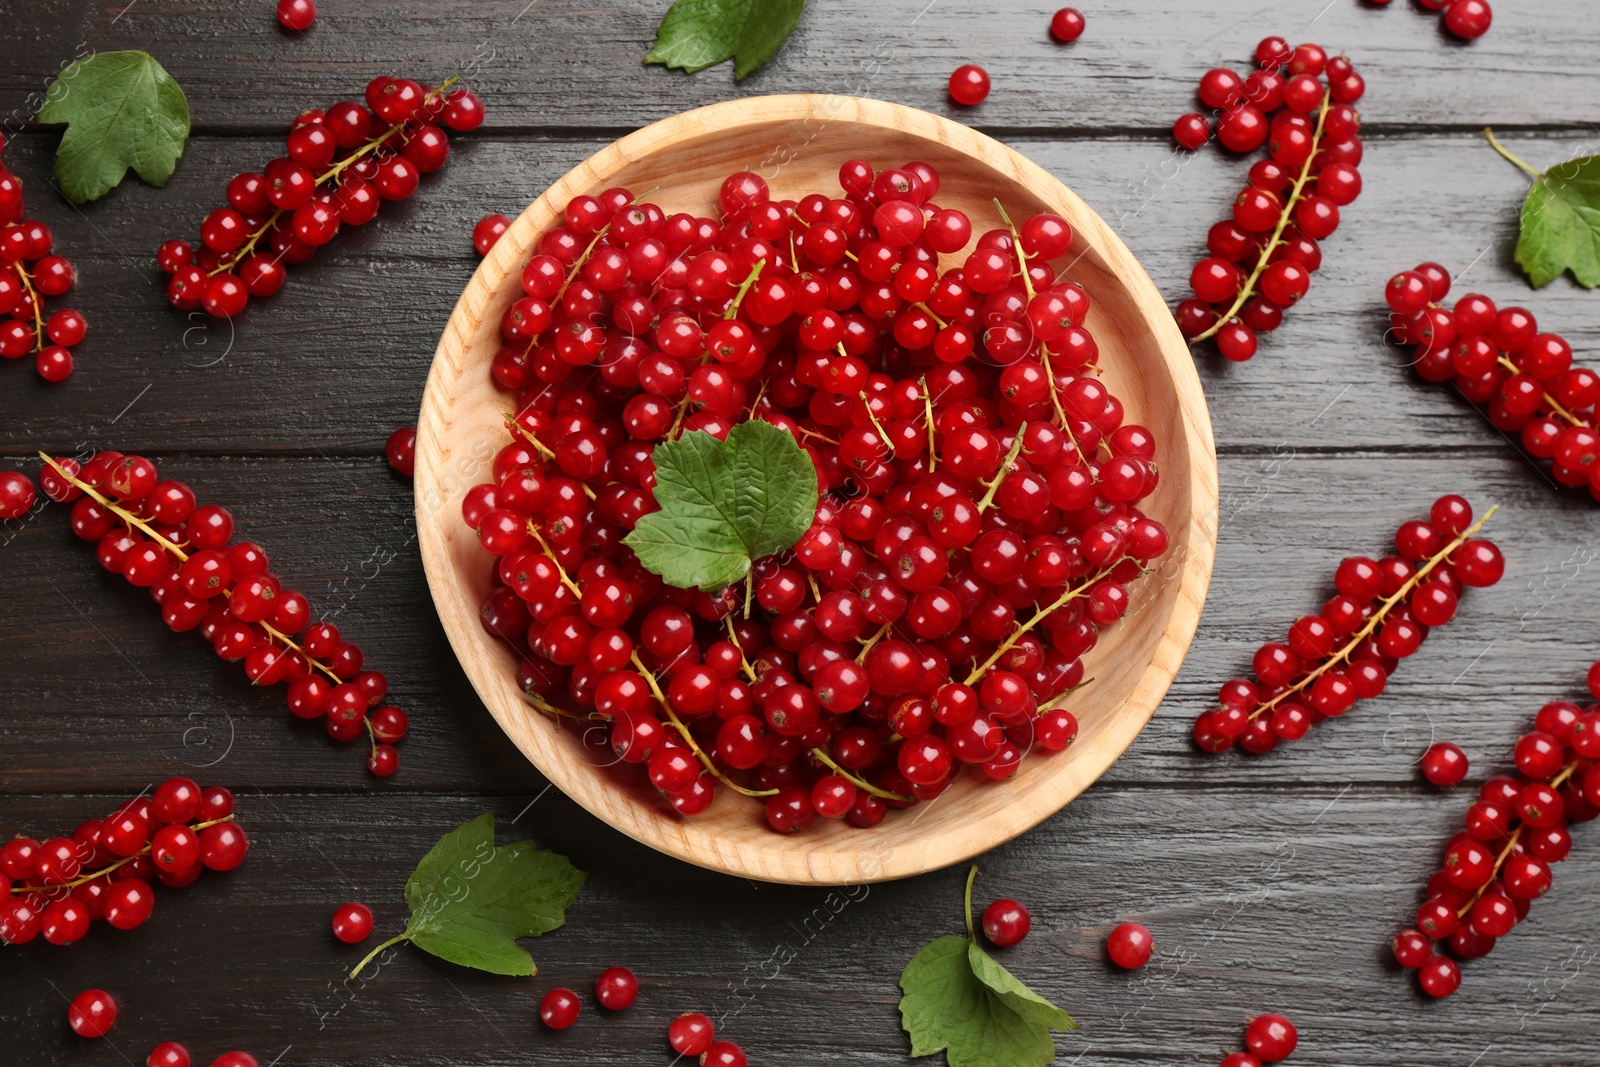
1421 742 1468 786
539 987 580 1029
68 989 118 1038
1244 1013 1297 1062
595 965 639 1009
148 1042 192 1067
1049 8 1086 42
948 64 991 106
668 1012 715 1055
386 426 417 476
981 898 1031 947
276 0 315 30
474 213 510 256
1106 921 1154 969
0 470 36 519
331 901 374 943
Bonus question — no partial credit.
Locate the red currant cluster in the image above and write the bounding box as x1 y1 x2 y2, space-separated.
1386 264 1600 500
157 76 484 318
38 450 409 776
468 159 1169 833
1 778 244 947
1195 495 1504 754
1391 660 1600 998
0 133 86 382
1173 37 1365 362
1370 0 1492 41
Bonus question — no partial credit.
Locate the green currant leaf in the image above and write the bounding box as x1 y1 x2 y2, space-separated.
37 51 191 204
898 869 1075 1067
624 420 818 592
645 0 808 81
1515 153 1600 288
369 813 585 977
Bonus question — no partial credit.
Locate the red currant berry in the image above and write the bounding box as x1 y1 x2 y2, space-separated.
68 989 118 1038
1244 1013 1297 1062
332 901 374 943
1106 921 1154 969
595 965 639 1010
948 64 991 106
981 898 1031 947
539 987 580 1029
668 1012 715 1056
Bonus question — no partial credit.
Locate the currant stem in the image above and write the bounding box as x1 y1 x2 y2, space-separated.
856 621 892 664
962 863 980 942
810 746 914 803
14 262 46 353
526 524 583 597
723 260 766 320
858 390 897 453
918 375 939 470
1483 127 1544 180
1495 355 1585 428
975 422 1028 514
1457 826 1525 919
1192 87 1334 345
215 78 462 279
723 615 758 682
40 455 357 689
505 415 597 498
8 815 235 894
630 650 777 799
519 689 602 722
993 199 1036 303
962 560 1126 686
349 930 414 980
1246 505 1501 721
912 302 948 330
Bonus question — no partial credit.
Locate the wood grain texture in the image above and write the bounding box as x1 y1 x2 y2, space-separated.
2 0 1599 1063
417 94 1217 885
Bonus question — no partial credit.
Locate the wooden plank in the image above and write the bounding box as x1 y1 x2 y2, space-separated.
2 453 1595 792
0 789 1594 1064
1 129 1596 457
2 1 1598 134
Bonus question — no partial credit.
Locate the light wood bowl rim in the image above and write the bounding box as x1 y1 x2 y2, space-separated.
416 94 1218 885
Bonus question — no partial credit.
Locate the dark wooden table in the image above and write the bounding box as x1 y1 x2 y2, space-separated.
4 2 1599 1064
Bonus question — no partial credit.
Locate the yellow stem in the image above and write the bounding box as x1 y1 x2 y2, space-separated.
9 816 235 893
1483 127 1544 180
1496 355 1585 428
1247 506 1501 721
858 390 897 453
963 562 1124 686
856 621 892 664
918 375 939 470
975 423 1028 514
1193 88 1333 344
13 262 47 353
811 747 914 803
630 652 777 798
525 524 583 597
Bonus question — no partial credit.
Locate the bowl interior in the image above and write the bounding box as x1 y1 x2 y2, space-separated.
417 95 1217 885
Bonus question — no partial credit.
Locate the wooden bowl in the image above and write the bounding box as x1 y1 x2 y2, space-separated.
417 95 1217 885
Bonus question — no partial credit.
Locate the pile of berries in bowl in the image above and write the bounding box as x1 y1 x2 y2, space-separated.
418 96 1215 884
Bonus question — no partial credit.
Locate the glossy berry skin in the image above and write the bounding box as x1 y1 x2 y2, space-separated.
68 989 118 1038
1049 8 1086 42
1418 954 1462 997
276 0 315 30
473 214 510 256
1245 1013 1297 1062
538 987 580 1029
331 901 374 943
948 65 991 106
594 965 639 1009
702 1041 748 1067
1174 114 1210 151
0 470 35 519
147 1042 192 1067
1421 742 1469 786
1106 921 1154 969
669 1012 715 1055
385 426 417 476
981 898 1031 947
1444 0 1492 40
